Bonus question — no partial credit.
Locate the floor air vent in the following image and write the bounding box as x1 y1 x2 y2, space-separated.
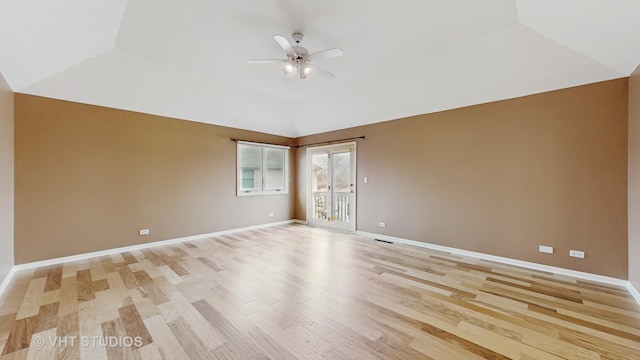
375 239 394 244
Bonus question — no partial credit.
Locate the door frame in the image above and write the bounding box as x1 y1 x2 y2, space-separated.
306 142 357 232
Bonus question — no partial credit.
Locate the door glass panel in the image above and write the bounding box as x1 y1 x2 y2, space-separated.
307 144 355 232
332 152 351 223
311 153 329 220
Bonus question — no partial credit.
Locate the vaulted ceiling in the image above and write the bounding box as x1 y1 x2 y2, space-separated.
1 0 639 137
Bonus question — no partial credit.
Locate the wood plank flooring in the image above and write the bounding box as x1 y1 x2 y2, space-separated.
1 224 639 359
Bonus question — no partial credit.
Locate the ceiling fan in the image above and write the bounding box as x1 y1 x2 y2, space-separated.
246 33 343 80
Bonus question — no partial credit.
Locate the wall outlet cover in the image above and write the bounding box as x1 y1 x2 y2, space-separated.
539 245 554 254
569 250 585 258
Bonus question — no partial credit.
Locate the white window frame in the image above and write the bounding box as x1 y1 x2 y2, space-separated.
237 141 290 196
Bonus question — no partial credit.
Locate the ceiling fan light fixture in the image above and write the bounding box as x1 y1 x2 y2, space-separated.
248 33 343 80
302 64 313 76
282 62 295 75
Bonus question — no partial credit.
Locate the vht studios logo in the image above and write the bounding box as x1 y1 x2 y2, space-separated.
33 336 143 348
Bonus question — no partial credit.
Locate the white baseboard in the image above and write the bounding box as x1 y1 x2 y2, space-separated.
628 282 640 305
0 220 297 300
13 220 297 272
356 231 630 288
0 266 17 299
3 223 638 307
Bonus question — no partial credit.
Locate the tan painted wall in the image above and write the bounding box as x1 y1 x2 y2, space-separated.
14 95 295 264
630 65 640 289
0 73 14 282
296 79 629 279
13 79 631 279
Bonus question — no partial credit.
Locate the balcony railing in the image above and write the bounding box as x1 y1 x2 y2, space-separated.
313 191 350 222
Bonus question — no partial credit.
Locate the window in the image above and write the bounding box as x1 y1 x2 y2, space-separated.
237 141 289 195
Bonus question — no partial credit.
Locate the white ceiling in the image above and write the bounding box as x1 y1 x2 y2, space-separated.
1 0 639 137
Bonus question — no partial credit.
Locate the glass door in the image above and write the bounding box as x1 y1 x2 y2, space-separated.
307 143 356 232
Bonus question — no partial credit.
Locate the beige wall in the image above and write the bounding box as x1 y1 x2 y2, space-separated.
296 79 629 279
14 95 295 263
0 73 14 282
630 65 640 288
12 79 631 279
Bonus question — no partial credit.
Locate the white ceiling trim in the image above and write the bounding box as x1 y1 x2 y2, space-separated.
0 0 129 91
3 0 640 137
22 50 296 137
515 0 640 76
290 24 623 136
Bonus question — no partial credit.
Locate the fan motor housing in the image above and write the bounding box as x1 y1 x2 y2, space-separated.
291 45 309 61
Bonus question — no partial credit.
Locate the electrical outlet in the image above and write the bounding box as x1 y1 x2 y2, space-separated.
139 229 149 235
364 177 368 183
379 222 386 228
268 212 274 217
569 250 585 258
539 245 553 254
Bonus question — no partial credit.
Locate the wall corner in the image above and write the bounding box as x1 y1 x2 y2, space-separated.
0 72 15 286
629 64 640 288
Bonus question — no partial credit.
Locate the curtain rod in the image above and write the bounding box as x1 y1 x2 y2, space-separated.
229 138 294 148
230 136 365 148
295 136 365 148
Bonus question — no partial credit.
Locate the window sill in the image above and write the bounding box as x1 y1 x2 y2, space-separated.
237 190 289 197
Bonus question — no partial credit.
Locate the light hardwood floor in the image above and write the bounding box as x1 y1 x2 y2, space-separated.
1 224 639 359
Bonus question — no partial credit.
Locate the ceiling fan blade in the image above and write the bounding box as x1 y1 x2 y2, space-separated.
309 64 335 79
308 48 344 61
273 35 296 58
246 59 286 64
